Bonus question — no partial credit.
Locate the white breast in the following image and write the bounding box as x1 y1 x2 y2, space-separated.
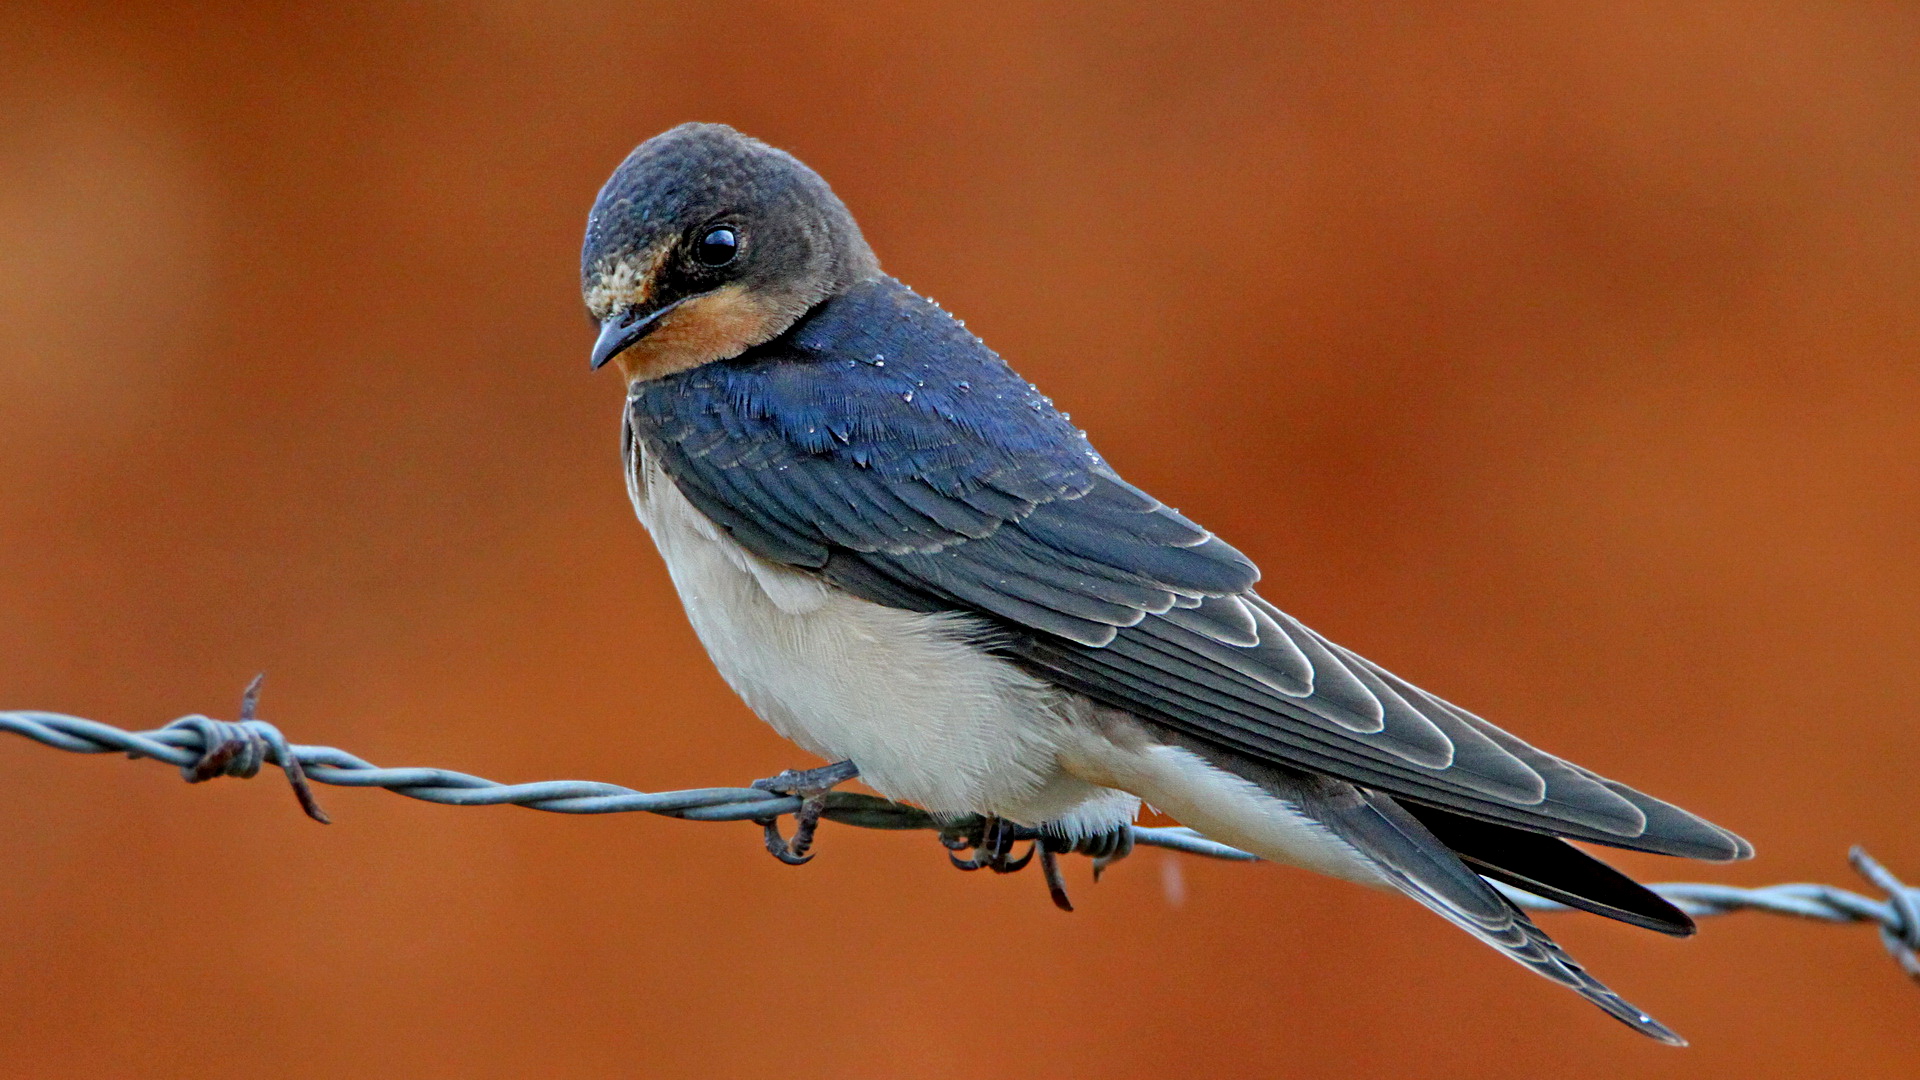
625 440 1138 833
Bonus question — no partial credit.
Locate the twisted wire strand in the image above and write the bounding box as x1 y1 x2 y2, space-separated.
0 706 1255 860
1 702 1915 984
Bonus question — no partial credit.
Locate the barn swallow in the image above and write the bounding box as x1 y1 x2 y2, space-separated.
580 122 1751 1044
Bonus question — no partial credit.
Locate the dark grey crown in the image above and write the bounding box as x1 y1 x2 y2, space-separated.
581 123 878 309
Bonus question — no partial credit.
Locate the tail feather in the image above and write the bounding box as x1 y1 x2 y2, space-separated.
1066 718 1693 1044
1400 802 1696 936
1300 781 1687 1046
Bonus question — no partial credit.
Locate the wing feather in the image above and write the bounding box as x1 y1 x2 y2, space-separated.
625 277 1750 860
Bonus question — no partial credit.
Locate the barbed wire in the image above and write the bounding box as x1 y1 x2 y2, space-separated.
0 686 1914 987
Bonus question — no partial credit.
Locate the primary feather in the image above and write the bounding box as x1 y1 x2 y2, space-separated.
628 275 1751 865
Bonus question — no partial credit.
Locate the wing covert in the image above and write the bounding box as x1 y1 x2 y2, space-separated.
628 277 1750 861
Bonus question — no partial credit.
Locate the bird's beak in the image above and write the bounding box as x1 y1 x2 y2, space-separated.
591 296 690 370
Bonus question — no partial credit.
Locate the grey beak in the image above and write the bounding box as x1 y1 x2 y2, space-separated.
590 297 689 370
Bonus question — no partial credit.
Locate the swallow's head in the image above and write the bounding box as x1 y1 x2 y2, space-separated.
581 123 879 381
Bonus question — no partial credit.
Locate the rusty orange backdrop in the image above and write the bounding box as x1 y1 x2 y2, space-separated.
1 3 1916 1077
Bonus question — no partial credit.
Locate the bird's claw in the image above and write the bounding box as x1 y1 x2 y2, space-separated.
943 819 1136 912
750 760 859 865
1082 823 1135 881
944 815 1036 873
1038 842 1073 912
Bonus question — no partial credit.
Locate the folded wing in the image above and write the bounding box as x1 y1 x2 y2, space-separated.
631 277 1751 862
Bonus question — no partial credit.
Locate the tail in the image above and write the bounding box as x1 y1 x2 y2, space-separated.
1298 780 1688 1045
1077 732 1691 1044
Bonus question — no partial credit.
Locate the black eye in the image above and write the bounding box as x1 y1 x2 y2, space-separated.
693 226 738 267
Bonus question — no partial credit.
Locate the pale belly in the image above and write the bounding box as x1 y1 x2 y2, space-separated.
623 438 1384 886
626 445 1139 834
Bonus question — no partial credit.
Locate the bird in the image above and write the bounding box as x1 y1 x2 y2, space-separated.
579 121 1751 1045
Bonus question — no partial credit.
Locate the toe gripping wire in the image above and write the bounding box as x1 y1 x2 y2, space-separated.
750 760 861 866
941 816 1137 912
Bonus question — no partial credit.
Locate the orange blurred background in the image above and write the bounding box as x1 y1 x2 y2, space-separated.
2 3 1916 1077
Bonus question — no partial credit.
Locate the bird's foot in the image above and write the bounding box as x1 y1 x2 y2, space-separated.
1078 822 1136 882
1038 825 1135 911
942 815 1036 874
1037 840 1073 912
942 819 1137 912
750 759 859 866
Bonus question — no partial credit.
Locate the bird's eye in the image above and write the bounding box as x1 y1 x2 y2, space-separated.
693 226 738 267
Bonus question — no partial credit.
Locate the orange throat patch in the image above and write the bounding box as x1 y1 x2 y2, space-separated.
614 283 799 383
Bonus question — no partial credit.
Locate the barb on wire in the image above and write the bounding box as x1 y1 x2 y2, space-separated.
0 682 1914 985
1496 848 1920 984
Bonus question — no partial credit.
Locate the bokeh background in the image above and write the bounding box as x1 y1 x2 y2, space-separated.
1 3 1916 1077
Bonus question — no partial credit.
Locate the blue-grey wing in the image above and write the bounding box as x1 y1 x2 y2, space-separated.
629 278 1749 861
